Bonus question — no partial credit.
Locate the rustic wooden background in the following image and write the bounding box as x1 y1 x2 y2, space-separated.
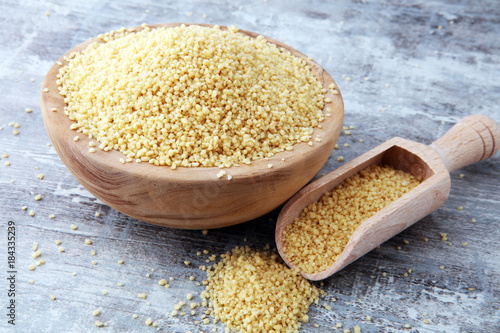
1 0 499 332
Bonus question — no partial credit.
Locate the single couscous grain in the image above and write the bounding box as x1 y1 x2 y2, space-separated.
282 164 422 274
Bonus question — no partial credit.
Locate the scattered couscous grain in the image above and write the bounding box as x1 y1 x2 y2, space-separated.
95 321 104 327
29 264 36 271
25 107 33 113
102 290 108 295
202 229 209 236
118 259 124 265
337 156 344 162
203 246 322 333
57 25 326 168
93 309 100 316
457 206 463 211
37 173 44 180
92 260 97 265
58 246 65 253
22 206 28 211
35 194 42 201
85 239 92 245
33 241 38 251
138 293 147 299
70 224 78 230
91 249 96 256
440 233 448 242
32 249 42 259
50 295 56 301
29 210 35 217
55 240 61 245
282 164 422 274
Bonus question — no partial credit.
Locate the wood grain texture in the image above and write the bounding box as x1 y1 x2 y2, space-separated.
0 0 499 332
276 115 499 280
40 23 344 229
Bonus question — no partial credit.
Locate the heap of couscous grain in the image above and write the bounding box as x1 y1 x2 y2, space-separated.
201 246 322 333
282 165 422 274
57 24 325 168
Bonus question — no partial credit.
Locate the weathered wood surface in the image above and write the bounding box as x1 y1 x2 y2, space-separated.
0 0 499 332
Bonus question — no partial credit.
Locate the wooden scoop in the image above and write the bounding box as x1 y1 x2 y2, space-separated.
275 115 500 280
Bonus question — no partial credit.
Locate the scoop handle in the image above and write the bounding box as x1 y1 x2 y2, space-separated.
430 115 500 173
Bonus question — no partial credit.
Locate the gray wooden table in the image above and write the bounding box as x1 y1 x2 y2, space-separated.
1 0 499 332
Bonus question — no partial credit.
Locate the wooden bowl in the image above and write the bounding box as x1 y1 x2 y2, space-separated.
40 23 344 229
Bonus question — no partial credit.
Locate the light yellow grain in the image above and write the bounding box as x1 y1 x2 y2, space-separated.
354 326 361 333
35 194 42 201
158 279 168 286
93 309 100 316
22 206 28 211
282 164 421 273
457 206 463 211
37 173 44 180
92 260 97 265
337 156 344 162
32 249 42 259
138 293 147 299
58 246 65 253
25 107 33 113
55 240 61 245
70 224 77 230
29 264 36 271
29 209 35 217
91 249 96 256
118 259 124 265
202 229 209 236
85 239 92 245
204 246 321 332
58 25 326 168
